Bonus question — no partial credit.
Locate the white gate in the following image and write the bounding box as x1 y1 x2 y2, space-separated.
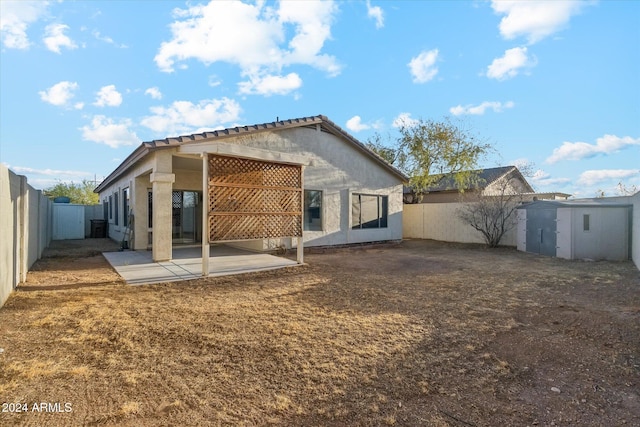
52 204 85 240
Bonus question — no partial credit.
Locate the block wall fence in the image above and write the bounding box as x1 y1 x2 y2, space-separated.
1 164 53 307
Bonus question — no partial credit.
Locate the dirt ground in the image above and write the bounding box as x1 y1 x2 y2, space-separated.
0 239 638 426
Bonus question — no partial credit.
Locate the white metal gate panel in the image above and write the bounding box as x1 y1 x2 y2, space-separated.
52 204 85 240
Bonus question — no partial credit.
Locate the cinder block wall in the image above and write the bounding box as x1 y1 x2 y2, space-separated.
0 164 52 307
403 202 517 246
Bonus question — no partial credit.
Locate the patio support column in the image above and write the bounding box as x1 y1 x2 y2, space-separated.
296 237 303 264
132 175 147 250
201 152 210 276
150 151 174 262
297 165 304 264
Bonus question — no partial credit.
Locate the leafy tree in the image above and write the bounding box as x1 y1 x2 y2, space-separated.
364 118 492 203
44 180 100 205
397 117 492 188
395 117 492 201
366 133 399 165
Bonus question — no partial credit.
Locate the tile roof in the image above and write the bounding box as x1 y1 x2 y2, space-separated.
403 165 534 194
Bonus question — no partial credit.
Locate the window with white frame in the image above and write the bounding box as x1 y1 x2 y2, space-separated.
114 191 119 225
123 188 130 227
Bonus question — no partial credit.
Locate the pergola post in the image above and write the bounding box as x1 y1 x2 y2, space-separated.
201 152 210 276
297 165 304 264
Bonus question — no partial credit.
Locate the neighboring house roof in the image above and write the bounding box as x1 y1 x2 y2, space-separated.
95 115 408 193
403 165 534 194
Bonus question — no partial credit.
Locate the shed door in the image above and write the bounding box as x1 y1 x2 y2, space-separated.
525 208 557 256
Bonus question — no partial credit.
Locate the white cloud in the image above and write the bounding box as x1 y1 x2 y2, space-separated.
93 85 123 107
208 75 222 87
145 87 162 100
0 0 48 49
392 112 419 128
450 101 515 116
238 72 302 96
92 30 127 48
546 135 640 163
491 0 588 44
486 47 535 80
578 169 640 186
530 169 571 187
43 23 77 53
154 0 340 95
346 116 370 132
8 165 91 177
80 115 139 148
366 1 384 29
140 97 241 135
39 81 80 108
408 49 439 83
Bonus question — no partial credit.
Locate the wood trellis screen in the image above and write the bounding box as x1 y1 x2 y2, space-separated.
208 154 302 242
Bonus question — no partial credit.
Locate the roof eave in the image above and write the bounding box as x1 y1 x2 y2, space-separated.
318 115 409 182
94 144 149 193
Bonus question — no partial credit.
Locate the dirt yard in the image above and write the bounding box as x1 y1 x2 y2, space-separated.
1 239 638 426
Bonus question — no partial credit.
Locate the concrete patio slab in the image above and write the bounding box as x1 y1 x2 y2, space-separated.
103 245 299 285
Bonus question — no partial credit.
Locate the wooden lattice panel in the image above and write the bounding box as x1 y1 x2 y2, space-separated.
208 155 302 241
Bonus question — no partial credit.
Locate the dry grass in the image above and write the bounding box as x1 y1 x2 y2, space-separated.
0 239 638 426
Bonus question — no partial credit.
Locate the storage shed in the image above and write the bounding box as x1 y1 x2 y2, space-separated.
516 200 632 261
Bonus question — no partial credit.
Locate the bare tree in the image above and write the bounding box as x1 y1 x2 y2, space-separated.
457 172 524 247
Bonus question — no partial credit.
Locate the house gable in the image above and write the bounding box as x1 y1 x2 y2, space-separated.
96 115 406 194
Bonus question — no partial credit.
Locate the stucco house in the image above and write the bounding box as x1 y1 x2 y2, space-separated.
94 115 407 262
403 165 571 203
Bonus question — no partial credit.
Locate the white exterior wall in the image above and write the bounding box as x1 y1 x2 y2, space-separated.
99 155 154 248
403 202 517 246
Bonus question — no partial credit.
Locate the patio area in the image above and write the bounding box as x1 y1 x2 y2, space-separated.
103 245 299 285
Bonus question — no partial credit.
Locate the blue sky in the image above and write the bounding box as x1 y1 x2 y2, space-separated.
1 0 638 197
